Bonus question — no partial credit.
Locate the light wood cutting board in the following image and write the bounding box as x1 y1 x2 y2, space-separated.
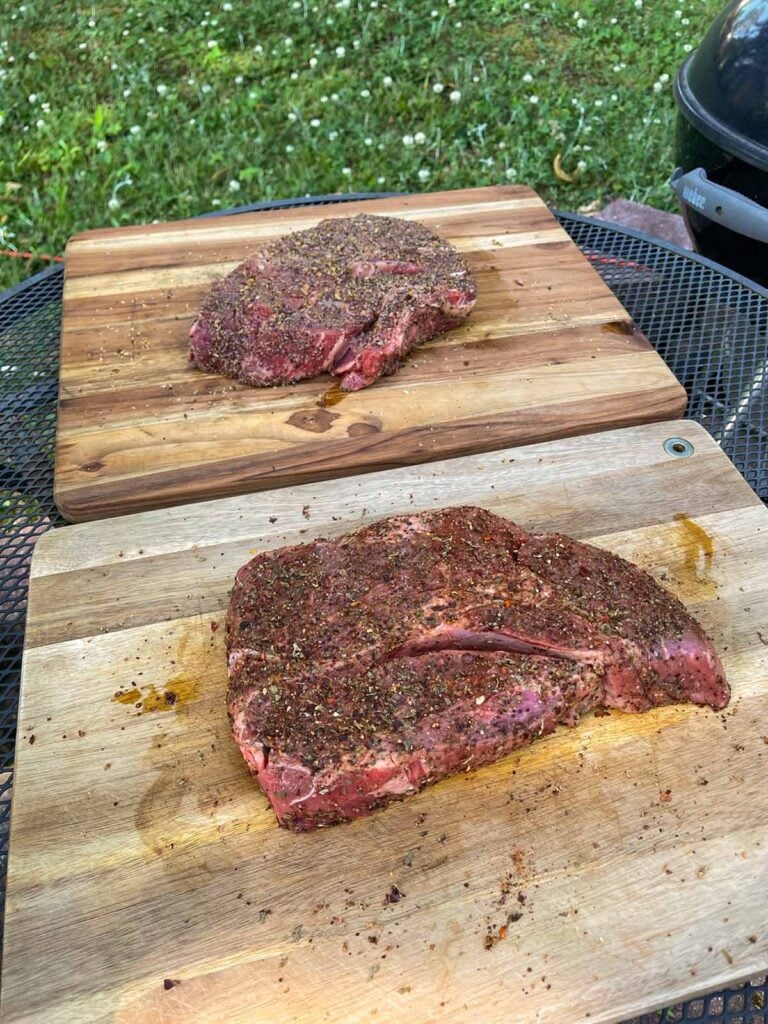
5 420 767 1024
54 185 686 522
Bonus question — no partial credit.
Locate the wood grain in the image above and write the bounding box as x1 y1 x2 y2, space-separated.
54 186 686 522
4 419 768 1024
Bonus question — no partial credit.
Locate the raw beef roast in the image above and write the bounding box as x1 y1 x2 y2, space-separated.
227 507 728 831
189 214 477 391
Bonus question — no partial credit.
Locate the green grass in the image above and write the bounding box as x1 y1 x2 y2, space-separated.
1 0 719 292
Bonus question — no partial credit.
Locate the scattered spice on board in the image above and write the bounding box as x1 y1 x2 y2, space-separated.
163 979 180 990
384 884 405 905
258 909 272 924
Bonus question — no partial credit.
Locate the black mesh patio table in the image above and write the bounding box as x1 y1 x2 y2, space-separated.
0 194 766 1023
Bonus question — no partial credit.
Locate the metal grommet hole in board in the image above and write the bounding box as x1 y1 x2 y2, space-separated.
663 437 694 458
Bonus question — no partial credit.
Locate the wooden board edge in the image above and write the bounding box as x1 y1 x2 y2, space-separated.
41 418 742 570
52 384 690 523
63 185 539 248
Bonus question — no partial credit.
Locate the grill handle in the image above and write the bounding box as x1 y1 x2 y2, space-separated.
671 167 768 243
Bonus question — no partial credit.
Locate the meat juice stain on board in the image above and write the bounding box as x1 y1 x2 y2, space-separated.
672 513 717 601
317 383 347 408
113 624 247 878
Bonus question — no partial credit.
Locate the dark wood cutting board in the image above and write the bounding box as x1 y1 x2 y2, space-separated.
54 186 686 521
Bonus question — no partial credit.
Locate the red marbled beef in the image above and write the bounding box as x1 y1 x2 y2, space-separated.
227 507 728 831
188 214 477 391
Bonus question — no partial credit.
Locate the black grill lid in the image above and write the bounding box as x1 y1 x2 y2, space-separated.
675 0 768 173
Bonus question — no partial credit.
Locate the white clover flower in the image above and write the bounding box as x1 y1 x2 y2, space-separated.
576 159 587 173
123 87 132 97
576 17 587 28
331 92 339 101
335 45 345 57
522 72 533 84
156 83 168 96
284 36 293 46
505 168 517 180
353 38 361 48
285 144 294 152
78 41 87 49
611 93 618 101
235 74 244 84
447 0 456 6
28 93 37 103
414 131 426 144
371 0 378 6
108 197 121 210
433 82 444 93
634 0 642 7
248 91 257 99
41 101 50 113
382 75 393 86
360 88 370 97
254 43 263 53
402 133 415 146
35 117 44 128
674 8 682 16
364 136 373 146
522 1 530 7
97 139 108 152
417 168 430 181
310 117 321 126
211 198 221 207
497 141 507 149
377 175 386 183
223 1 233 8
660 73 670 83
189 117 197 124
28 50 37 60
309 57 318 67
290 72 298 80
610 16 617 24
594 98 603 106
683 42 693 52
207 39 218 48
341 166 352 176
129 124 141 135
529 94 539 104
653 81 662 93
229 179 241 192
328 129 339 140
431 9 438 16
612 63 621 72
449 89 461 103
202 83 213 93
138 37 145 44
336 0 350 7
287 111 298 121
682 16 690 25
292 1 301 7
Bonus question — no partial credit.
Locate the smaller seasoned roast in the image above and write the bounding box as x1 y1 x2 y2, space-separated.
189 214 477 391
